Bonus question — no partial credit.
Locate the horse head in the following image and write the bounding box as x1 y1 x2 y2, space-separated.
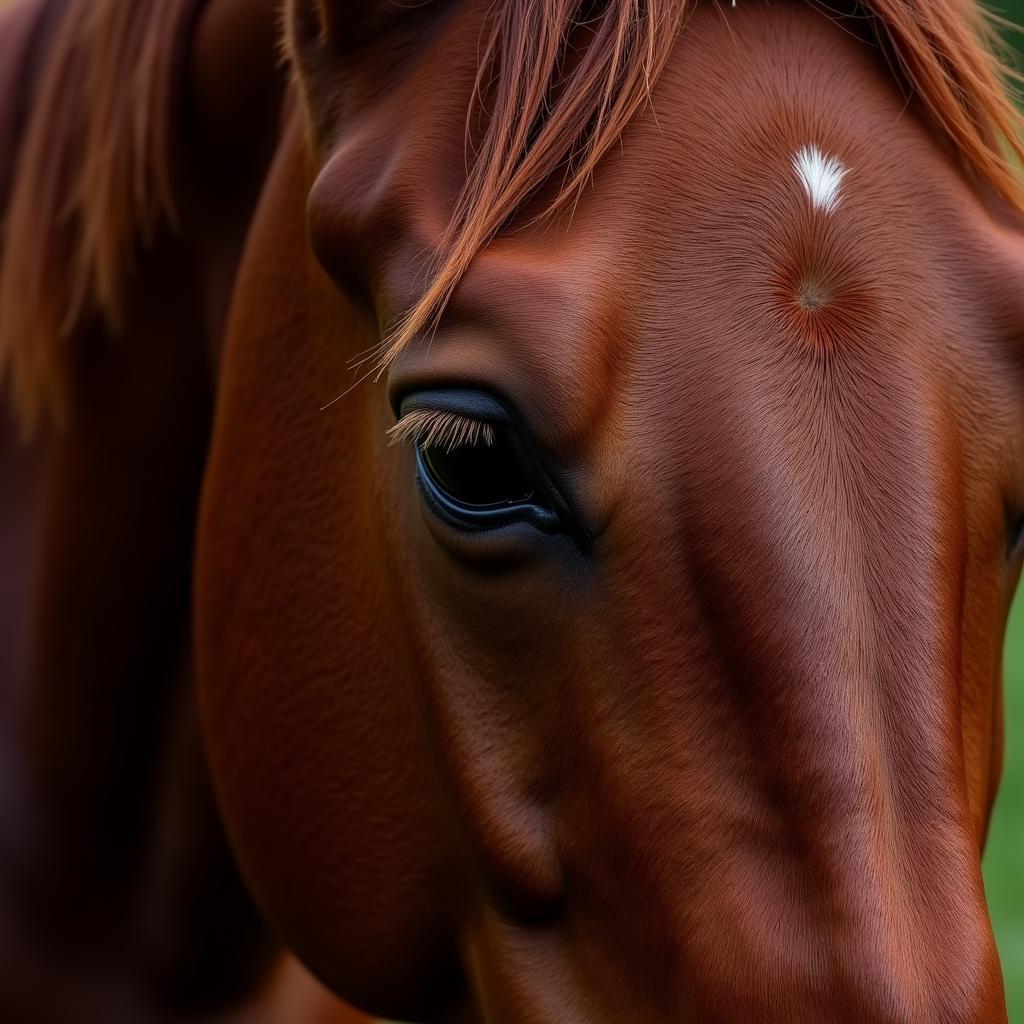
194 1 1024 1019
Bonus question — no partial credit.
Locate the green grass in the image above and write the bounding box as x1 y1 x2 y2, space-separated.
987 597 1024 1020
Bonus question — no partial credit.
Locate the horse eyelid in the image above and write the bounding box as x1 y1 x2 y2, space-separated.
386 409 496 452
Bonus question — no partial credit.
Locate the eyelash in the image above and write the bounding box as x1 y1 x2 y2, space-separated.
387 409 495 452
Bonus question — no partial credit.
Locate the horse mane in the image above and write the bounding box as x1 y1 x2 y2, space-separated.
0 1 1021 433
377 0 1024 374
0 0 194 436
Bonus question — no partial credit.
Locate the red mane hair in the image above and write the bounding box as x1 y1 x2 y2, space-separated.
0 0 192 434
1 0 1021 433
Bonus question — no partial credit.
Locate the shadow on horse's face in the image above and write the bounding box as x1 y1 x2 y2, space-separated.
196 1 1024 1020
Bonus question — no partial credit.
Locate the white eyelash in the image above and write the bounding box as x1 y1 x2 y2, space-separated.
387 409 495 452
793 144 848 214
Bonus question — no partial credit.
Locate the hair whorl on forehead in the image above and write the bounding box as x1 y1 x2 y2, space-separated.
376 0 1024 375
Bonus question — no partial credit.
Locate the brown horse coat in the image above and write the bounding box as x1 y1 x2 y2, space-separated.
2 0 1024 1021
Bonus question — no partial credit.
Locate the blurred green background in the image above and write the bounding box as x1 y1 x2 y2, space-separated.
988 7 1024 1018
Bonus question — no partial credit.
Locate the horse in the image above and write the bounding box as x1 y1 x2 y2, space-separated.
2 0 1024 1020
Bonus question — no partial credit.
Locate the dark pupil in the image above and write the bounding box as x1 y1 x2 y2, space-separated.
421 435 533 508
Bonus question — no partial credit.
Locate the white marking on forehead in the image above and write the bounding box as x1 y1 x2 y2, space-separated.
792 145 847 214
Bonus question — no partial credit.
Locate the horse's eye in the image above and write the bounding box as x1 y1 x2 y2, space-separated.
420 434 534 509
388 395 571 536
